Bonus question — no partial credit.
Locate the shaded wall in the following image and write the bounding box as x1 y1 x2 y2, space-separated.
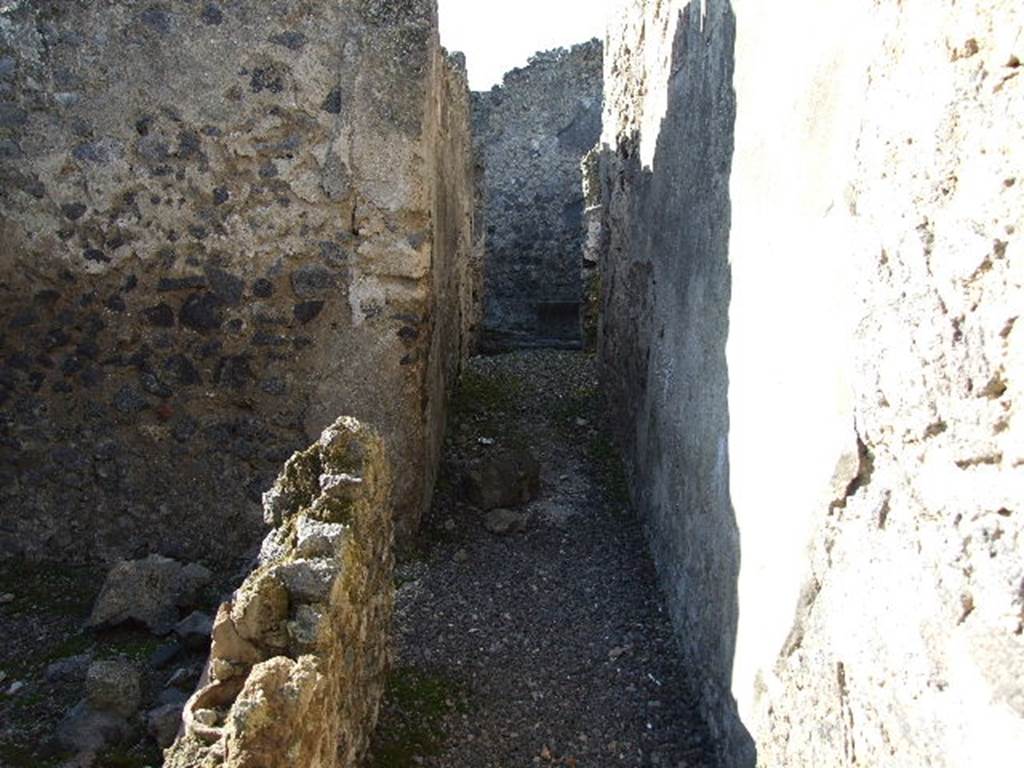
0 0 479 564
473 41 602 351
599 0 1024 764
597 1 746 763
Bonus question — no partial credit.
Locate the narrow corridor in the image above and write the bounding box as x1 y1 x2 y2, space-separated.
369 351 714 768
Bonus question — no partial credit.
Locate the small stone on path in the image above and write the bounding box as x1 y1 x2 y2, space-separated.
45 654 92 684
148 702 185 748
464 446 540 510
483 508 531 535
194 708 219 727
0 593 14 605
149 641 183 669
166 667 192 688
174 610 213 649
56 699 128 754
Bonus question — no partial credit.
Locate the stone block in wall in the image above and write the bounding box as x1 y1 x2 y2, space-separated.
0 0 480 564
165 416 393 768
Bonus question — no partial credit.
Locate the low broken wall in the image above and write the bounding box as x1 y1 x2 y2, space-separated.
0 0 478 563
166 416 393 768
472 41 603 351
599 0 1023 765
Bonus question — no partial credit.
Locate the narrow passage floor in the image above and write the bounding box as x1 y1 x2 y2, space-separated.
368 351 714 768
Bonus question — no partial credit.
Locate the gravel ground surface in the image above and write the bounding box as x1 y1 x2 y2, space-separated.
0 562 227 767
369 350 714 768
0 562 107 766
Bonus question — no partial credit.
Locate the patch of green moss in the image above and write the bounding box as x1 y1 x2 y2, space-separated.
95 741 162 768
451 369 522 425
0 741 68 768
39 631 95 666
0 560 103 620
550 384 599 434
2 630 94 681
547 384 631 509
94 626 164 663
368 667 465 768
588 431 630 509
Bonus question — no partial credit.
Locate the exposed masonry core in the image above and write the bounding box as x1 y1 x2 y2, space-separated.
472 41 602 352
166 417 393 768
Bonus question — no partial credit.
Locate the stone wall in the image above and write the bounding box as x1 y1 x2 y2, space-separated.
0 0 479 564
598 0 1023 765
473 41 602 351
166 416 393 768
597 1 743 761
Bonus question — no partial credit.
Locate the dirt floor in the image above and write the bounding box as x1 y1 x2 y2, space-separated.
368 351 715 768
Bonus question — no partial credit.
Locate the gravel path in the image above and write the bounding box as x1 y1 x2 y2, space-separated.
369 351 714 768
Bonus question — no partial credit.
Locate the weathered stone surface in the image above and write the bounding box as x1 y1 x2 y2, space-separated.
598 0 1024 765
86 658 142 718
166 417 393 768
175 610 214 649
473 41 602 350
295 517 348 559
597 4 744 760
56 699 128 755
463 446 541 510
45 653 92 684
0 0 480 564
88 555 211 635
148 701 185 749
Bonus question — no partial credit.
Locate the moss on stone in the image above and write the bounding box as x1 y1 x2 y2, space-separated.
279 446 326 516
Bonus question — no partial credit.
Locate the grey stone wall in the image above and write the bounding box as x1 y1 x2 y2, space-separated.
0 0 479 564
472 40 602 351
597 2 745 763
598 0 1024 765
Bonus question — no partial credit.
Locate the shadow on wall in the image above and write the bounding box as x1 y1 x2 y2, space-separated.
598 1 754 764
